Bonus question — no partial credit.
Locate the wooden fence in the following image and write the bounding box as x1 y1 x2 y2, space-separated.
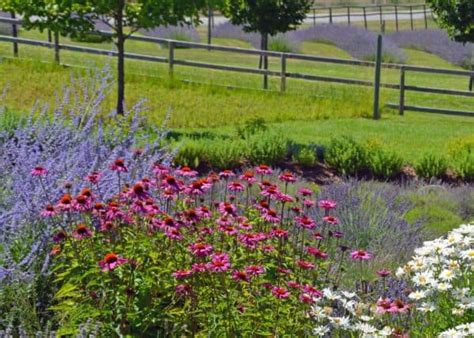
0 16 473 118
308 3 432 32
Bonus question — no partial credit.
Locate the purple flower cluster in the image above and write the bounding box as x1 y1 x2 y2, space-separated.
141 25 201 43
388 29 474 68
0 66 171 278
290 24 406 63
310 180 424 262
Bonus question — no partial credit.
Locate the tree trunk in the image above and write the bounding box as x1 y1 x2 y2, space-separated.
115 0 125 116
261 33 268 89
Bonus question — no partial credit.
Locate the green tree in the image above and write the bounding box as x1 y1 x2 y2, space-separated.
427 0 474 44
223 0 311 88
1 0 205 115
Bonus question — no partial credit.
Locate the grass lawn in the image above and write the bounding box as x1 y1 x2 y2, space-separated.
0 22 473 165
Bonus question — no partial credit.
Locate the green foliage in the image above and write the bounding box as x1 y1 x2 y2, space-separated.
427 0 474 44
245 131 289 165
364 139 404 179
292 146 317 168
71 32 112 44
268 35 298 53
447 135 474 181
325 136 369 176
236 117 268 139
416 154 448 179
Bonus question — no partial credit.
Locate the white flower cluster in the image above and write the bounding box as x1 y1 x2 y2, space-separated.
397 223 474 333
438 322 474 337
311 289 393 337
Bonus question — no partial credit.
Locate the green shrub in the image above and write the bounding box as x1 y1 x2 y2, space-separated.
363 140 404 179
205 139 246 169
268 35 299 53
173 140 206 168
325 136 369 176
447 136 474 181
245 131 289 166
292 146 317 168
416 154 448 179
236 117 267 139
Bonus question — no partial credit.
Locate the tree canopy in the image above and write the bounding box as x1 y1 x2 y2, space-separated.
427 0 474 44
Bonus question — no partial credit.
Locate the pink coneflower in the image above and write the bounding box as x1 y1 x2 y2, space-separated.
318 199 337 210
200 227 214 236
303 199 316 208
41 205 57 217
291 206 302 214
185 178 212 195
57 193 73 211
162 175 184 192
296 216 316 229
176 166 198 177
262 209 280 223
256 164 273 175
72 224 92 240
239 233 267 248
127 182 150 200
277 267 292 274
217 216 234 227
276 193 294 203
306 247 329 259
299 293 315 304
197 206 212 218
240 171 257 184
272 286 290 299
262 245 274 253
228 181 245 192
329 230 344 238
161 188 177 200
100 221 116 232
189 242 214 257
313 232 324 241
52 230 67 243
152 163 170 176
376 268 392 278
297 260 315 270
388 299 410 314
110 159 128 172
303 284 323 297
350 249 373 261
183 209 201 225
323 216 339 225
256 200 270 211
271 228 289 239
261 186 280 199
239 222 253 231
165 227 183 241
218 202 237 217
72 195 92 212
258 180 275 191
287 281 301 289
279 172 297 183
175 284 192 297
172 269 193 279
376 298 392 314
232 270 250 282
245 265 265 276
208 253 231 272
219 225 238 236
98 253 128 272
298 188 313 196
86 171 102 184
31 166 48 177
192 263 208 273
219 170 235 179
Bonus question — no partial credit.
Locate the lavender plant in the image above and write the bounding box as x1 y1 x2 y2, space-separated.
388 29 474 68
290 24 406 63
0 66 172 281
141 25 201 43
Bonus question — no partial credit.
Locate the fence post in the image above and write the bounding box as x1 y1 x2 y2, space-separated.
423 4 428 29
399 66 406 115
379 6 383 31
53 31 60 64
48 30 52 42
329 8 333 24
381 20 386 34
373 35 382 120
395 5 399 32
313 8 316 27
10 12 18 57
207 6 212 46
347 7 351 25
362 7 367 29
409 6 414 30
280 53 286 93
168 40 174 78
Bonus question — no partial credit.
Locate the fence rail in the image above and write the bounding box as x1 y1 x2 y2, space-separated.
0 16 473 118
